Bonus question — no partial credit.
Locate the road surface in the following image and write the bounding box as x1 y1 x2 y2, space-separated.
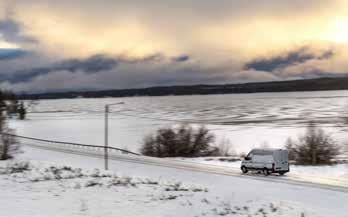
23 141 348 192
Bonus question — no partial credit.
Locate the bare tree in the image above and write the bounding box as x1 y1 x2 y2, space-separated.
0 92 20 160
285 137 296 161
286 122 340 165
0 128 20 160
216 138 236 157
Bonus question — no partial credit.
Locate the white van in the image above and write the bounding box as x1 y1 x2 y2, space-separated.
241 148 289 175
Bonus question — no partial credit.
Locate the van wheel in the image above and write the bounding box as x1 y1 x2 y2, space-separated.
262 168 270 176
241 166 248 174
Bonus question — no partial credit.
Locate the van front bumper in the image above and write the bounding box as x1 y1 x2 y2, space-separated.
272 169 290 173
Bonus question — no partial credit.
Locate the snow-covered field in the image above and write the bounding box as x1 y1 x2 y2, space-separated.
0 146 346 217
10 90 348 154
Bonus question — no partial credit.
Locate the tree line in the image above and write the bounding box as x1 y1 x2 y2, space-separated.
19 77 348 100
0 90 26 120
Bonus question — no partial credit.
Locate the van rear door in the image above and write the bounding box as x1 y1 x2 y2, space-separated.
273 151 281 171
280 150 289 171
272 150 288 171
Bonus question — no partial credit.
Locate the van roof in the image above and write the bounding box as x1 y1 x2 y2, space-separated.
252 148 285 152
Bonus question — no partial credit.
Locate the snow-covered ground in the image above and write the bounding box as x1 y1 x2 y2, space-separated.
0 145 346 217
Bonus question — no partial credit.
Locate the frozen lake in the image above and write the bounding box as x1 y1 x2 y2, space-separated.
10 90 348 154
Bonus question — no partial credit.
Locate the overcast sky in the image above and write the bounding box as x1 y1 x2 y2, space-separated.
1 0 348 93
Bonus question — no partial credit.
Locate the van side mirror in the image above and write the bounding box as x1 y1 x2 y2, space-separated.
244 156 251 161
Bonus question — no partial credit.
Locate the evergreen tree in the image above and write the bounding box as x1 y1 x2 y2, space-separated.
18 102 26 120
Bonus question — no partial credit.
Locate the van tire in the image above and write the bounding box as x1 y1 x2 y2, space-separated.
241 166 248 174
278 172 285 175
262 168 270 176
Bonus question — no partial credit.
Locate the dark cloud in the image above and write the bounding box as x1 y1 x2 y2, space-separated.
57 55 118 74
0 48 26 60
172 55 190 62
0 57 280 93
244 47 335 72
0 54 119 83
0 53 186 84
0 19 36 44
320 50 335 59
0 51 253 92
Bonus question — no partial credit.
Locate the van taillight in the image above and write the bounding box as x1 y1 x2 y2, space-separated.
272 163 275 171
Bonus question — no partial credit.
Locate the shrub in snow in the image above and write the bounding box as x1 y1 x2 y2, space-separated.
86 168 114 178
286 122 340 165
141 124 221 157
97 169 114 178
165 182 187 191
84 179 102 187
191 187 208 192
106 176 137 187
1 161 209 195
27 166 83 182
0 161 30 174
140 178 159 185
159 195 178 200
46 166 82 180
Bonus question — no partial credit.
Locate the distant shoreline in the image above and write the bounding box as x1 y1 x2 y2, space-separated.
19 77 348 100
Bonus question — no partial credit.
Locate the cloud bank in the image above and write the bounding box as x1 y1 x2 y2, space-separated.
0 0 348 92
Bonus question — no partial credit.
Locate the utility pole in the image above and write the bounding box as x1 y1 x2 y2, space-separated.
104 105 109 170
104 102 124 170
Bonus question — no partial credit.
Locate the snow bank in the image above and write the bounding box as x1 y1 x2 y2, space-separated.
0 160 319 217
0 160 206 192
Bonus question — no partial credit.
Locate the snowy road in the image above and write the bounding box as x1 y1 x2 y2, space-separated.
23 142 348 192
